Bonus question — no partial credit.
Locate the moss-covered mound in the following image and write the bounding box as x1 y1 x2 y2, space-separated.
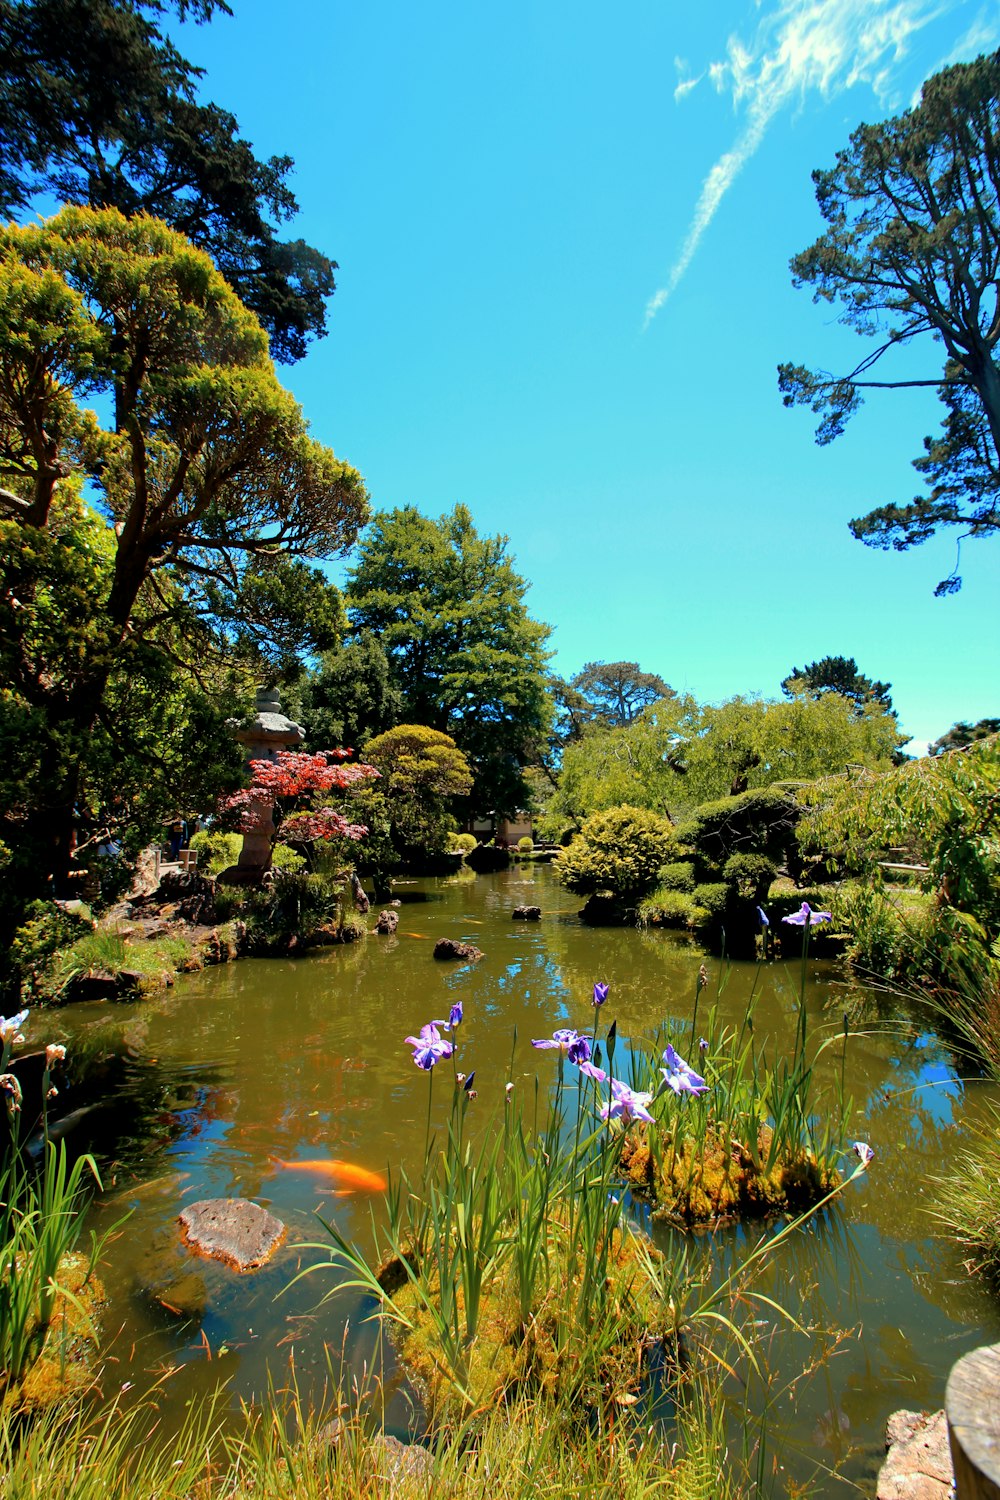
619 1124 839 1228
377 1214 666 1424
3 1251 105 1412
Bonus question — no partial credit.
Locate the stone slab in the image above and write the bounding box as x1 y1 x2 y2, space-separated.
179 1198 286 1271
877 1409 953 1500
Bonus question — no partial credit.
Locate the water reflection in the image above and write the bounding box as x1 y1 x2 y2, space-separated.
40 864 1000 1481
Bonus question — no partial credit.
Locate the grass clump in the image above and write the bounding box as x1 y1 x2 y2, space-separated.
933 1104 1000 1283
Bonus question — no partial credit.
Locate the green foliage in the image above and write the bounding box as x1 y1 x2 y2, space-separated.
691 883 730 920
637 887 709 932
930 718 1000 756
297 631 404 750
240 871 343 953
799 738 1000 1008
7 901 91 1003
446 832 478 856
346 505 552 815
544 691 899 838
675 789 800 878
779 52 1000 589
781 655 894 717
832 882 905 978
0 0 336 363
189 829 242 876
569 660 672 728
934 1105 1000 1285
659 860 696 892
516 836 534 853
555 805 675 900
364 725 473 859
0 206 367 911
722 854 777 901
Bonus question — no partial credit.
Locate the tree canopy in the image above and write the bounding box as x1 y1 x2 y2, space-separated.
779 51 1000 592
929 718 1000 756
0 207 367 903
346 504 552 815
0 0 335 362
781 656 894 717
541 691 902 839
569 661 672 729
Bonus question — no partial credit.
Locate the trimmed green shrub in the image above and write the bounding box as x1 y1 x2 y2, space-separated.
446 832 478 855
637 888 708 930
658 861 695 893
555 805 675 900
674 788 800 876
189 829 241 876
723 853 777 900
517 836 534 853
692 883 730 919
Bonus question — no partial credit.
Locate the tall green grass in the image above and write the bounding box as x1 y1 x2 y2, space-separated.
1 1032 112 1402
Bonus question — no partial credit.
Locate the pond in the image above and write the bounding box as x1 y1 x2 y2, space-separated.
42 863 1000 1492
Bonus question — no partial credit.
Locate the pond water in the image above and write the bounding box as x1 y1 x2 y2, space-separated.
41 863 1000 1492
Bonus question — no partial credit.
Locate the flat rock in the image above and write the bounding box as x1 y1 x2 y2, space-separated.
877 1409 952 1500
433 938 483 962
179 1198 286 1271
512 905 541 921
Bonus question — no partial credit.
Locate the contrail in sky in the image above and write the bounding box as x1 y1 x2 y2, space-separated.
644 0 995 327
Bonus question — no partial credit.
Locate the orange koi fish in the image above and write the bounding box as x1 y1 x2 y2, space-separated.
271 1158 387 1193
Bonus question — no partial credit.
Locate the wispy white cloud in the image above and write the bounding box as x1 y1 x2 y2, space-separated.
645 0 960 327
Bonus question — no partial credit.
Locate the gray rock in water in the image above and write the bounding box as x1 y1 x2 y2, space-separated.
179 1198 286 1271
877 1409 952 1500
433 938 483 962
512 905 541 921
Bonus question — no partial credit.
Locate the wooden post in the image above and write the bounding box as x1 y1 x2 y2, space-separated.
947 1343 1000 1498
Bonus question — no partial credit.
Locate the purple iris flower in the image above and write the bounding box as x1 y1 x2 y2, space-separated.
532 1028 585 1053
660 1043 708 1097
592 982 609 1007
448 1001 463 1030
757 906 770 928
0 1009 28 1045
782 902 832 927
404 1023 455 1070
852 1141 875 1168
577 1058 607 1083
698 1037 709 1054
601 1078 655 1125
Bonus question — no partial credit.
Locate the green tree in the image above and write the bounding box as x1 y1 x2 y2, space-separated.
555 804 675 902
362 724 473 859
0 0 335 362
781 656 894 716
0 486 248 918
929 718 1000 755
0 206 367 896
779 52 1000 592
570 660 672 727
296 632 404 752
346 504 552 815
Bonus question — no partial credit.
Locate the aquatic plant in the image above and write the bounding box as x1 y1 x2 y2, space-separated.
0 1018 112 1403
933 1105 1000 1285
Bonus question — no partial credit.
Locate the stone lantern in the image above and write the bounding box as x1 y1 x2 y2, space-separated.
219 688 305 886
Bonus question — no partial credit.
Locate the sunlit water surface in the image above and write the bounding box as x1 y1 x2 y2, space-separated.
42 865 1000 1492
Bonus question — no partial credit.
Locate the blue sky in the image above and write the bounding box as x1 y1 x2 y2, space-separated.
175 0 999 750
